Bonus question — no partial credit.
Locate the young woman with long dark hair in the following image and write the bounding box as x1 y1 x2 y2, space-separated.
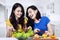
6 3 33 38
26 5 53 36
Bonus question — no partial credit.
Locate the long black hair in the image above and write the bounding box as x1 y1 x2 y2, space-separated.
26 5 41 30
10 3 25 30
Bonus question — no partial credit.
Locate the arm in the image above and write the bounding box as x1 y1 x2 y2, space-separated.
6 19 15 37
6 26 13 37
47 22 53 36
6 26 16 37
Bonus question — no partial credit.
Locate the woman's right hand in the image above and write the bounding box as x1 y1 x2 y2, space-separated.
7 26 16 32
6 26 15 37
34 28 40 33
7 27 13 31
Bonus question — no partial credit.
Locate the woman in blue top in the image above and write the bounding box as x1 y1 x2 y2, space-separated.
26 5 53 36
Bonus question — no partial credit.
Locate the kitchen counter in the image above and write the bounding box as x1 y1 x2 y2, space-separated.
27 37 59 40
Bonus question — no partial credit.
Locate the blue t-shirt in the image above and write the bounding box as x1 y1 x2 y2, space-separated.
34 16 50 35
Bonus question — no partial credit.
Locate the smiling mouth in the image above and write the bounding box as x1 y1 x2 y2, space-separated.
17 14 22 16
30 15 33 18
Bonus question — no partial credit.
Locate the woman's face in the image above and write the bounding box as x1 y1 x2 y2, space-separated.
28 8 37 19
14 7 22 18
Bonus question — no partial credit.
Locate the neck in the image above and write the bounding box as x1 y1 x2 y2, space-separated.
34 18 40 23
16 17 19 21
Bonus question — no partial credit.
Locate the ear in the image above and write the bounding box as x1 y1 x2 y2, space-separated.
35 10 38 14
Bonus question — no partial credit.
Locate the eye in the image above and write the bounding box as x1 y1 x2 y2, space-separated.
21 11 22 12
29 11 32 13
17 10 20 12
17 10 22 12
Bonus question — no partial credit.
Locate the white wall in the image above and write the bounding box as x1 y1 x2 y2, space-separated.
0 5 6 37
53 0 60 37
5 0 52 18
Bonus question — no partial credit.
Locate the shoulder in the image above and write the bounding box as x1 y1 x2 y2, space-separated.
41 16 50 24
41 16 50 20
5 19 12 27
5 19 10 24
42 16 48 19
5 19 10 22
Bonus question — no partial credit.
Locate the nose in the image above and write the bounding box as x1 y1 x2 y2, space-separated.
19 12 22 14
28 13 31 16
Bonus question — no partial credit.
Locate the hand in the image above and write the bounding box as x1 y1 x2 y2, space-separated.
28 26 32 30
7 26 16 32
45 31 50 35
6 26 14 37
34 28 40 33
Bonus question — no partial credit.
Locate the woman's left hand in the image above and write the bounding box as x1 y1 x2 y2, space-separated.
28 26 32 30
45 31 50 35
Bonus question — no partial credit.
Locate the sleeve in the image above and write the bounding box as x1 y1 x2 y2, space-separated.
5 19 12 27
44 16 50 24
